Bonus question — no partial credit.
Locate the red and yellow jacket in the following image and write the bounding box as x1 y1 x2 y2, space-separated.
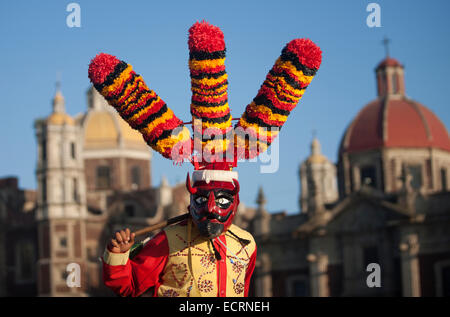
102 219 257 297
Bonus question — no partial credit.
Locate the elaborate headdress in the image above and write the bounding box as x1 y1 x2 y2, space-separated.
88 21 322 237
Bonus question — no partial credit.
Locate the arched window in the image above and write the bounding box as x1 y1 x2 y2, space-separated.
131 166 141 189
41 178 47 203
70 142 76 159
360 166 377 188
292 280 308 296
363 246 379 269
72 178 78 202
392 72 399 94
441 168 448 192
41 139 47 161
377 73 386 96
124 204 135 217
407 164 422 190
15 240 35 282
96 166 111 189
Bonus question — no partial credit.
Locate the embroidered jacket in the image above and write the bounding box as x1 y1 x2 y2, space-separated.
102 220 257 297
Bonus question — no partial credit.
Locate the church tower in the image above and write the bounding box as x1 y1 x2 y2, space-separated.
81 87 152 212
252 186 273 297
34 84 87 296
375 39 406 98
299 137 338 214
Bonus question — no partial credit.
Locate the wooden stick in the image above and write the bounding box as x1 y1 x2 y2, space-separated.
133 213 190 237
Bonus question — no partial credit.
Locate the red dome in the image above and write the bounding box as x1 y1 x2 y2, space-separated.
377 57 402 69
340 97 450 153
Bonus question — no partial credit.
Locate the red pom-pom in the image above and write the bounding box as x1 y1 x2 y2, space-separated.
188 21 225 52
88 53 121 85
285 39 322 70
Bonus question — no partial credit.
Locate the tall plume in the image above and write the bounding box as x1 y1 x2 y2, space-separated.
88 53 192 162
234 39 322 159
188 21 233 163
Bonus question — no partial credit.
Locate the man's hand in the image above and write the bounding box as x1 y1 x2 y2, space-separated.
107 228 135 254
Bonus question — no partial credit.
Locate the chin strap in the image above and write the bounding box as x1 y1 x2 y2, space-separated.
227 230 250 246
215 235 246 266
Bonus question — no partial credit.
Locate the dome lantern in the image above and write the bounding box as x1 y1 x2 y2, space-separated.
47 81 75 126
375 57 405 97
52 80 66 114
375 38 406 97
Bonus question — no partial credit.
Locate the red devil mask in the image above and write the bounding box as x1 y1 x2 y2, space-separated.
186 162 240 239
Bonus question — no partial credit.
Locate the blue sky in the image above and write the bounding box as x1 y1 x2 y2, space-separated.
1 0 449 213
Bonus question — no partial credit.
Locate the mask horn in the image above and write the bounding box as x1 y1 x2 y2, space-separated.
186 173 197 195
231 178 240 195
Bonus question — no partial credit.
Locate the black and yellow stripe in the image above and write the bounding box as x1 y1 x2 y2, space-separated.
88 53 192 162
234 38 322 159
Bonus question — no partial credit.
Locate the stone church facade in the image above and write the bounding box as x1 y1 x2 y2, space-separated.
0 55 449 297
247 56 450 297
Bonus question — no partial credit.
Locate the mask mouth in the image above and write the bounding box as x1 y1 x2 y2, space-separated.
192 208 233 223
197 220 224 239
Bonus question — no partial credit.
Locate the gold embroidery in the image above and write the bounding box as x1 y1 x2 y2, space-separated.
157 223 256 297
161 289 179 297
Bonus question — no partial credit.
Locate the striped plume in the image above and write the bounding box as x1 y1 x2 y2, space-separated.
188 21 233 162
88 53 192 162
234 38 322 159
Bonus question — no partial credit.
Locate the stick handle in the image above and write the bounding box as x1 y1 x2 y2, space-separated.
132 213 190 237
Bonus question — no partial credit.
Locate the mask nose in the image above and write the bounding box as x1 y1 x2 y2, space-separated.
207 191 219 213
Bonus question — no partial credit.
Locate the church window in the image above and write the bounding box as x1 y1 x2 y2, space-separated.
70 142 76 159
407 164 422 190
363 246 379 269
61 270 69 282
72 178 78 202
42 178 47 203
124 204 135 217
131 166 141 189
441 168 447 192
15 240 35 282
59 237 67 248
360 166 377 188
292 280 308 296
377 73 386 96
96 166 111 189
42 139 47 161
392 72 399 94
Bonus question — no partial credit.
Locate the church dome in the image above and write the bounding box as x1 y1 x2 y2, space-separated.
47 112 75 126
83 110 149 150
340 56 450 154
84 111 119 149
117 116 149 146
377 57 402 68
83 86 149 150
340 98 450 154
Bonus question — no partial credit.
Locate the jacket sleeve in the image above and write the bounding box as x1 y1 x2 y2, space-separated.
102 230 169 297
244 245 257 297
